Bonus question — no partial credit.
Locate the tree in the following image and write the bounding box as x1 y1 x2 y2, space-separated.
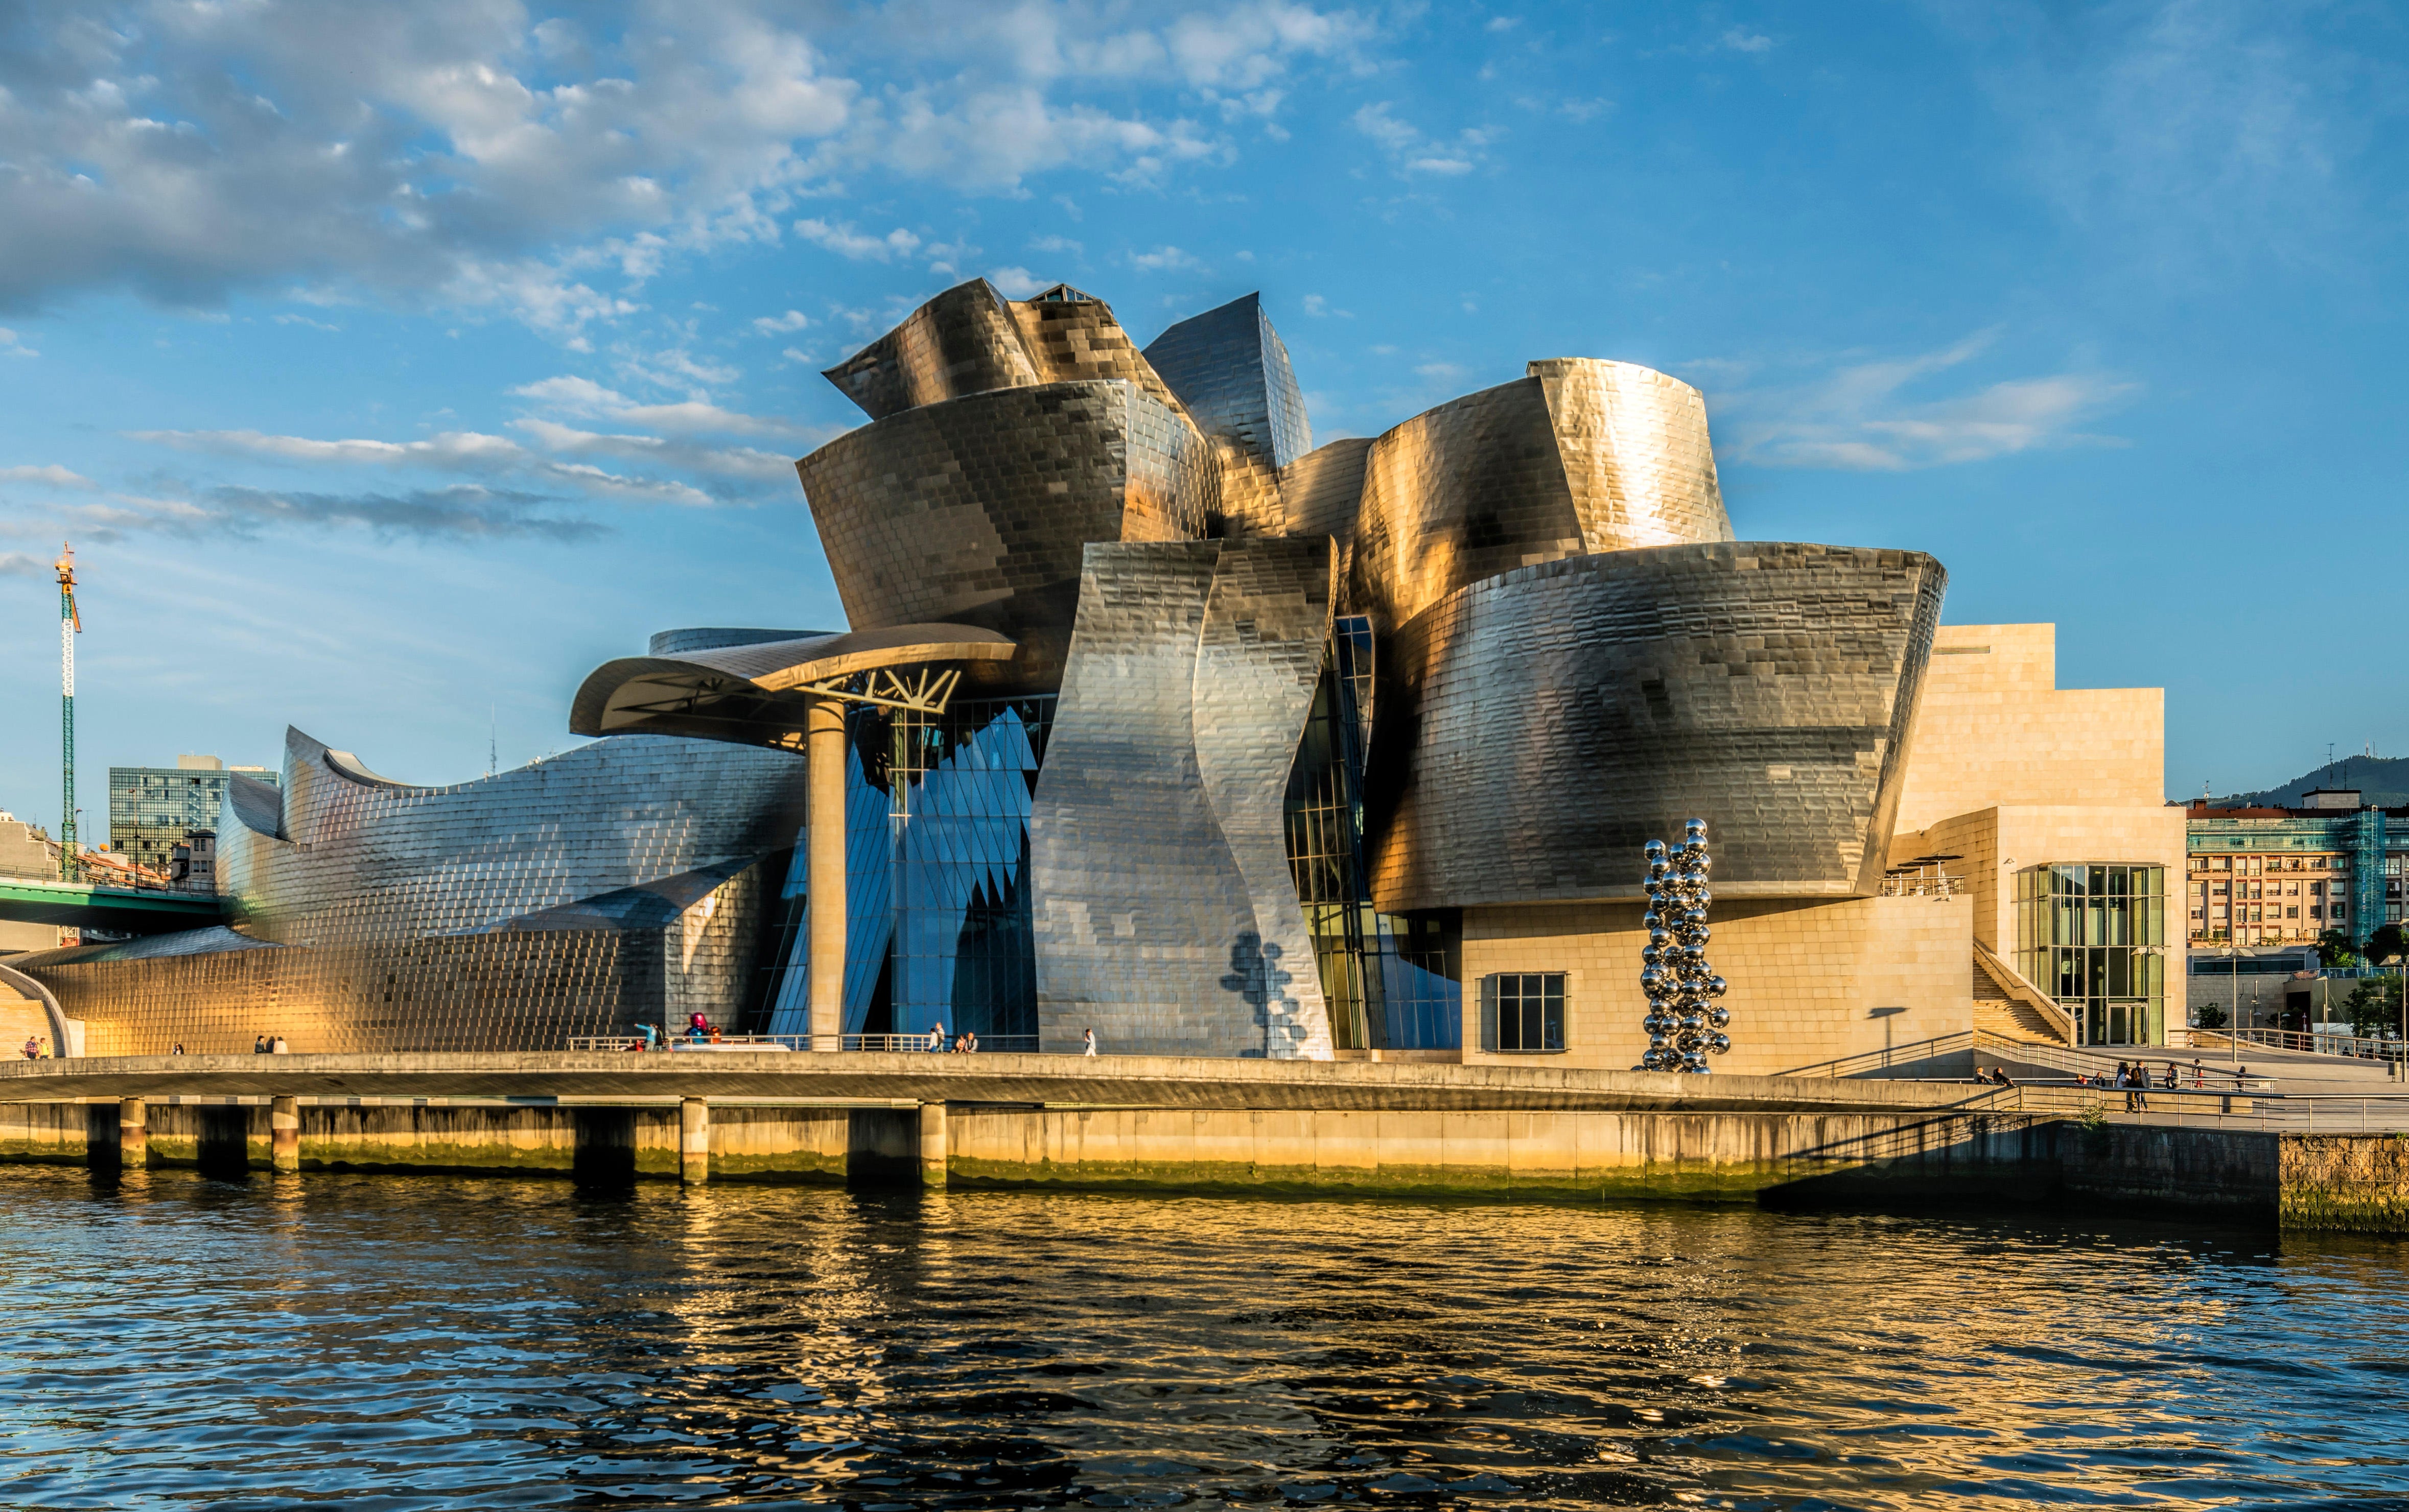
2315 927 2361 969
2364 923 2407 967
2343 978 2401 1039
2194 1001 2230 1030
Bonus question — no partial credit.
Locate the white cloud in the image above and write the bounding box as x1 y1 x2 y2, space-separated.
0 464 96 489
1710 333 2140 470
986 266 1050 298
1128 246 1202 273
1722 29 1774 54
793 219 925 262
1300 294 1352 318
1029 234 1085 257
508 376 812 440
0 3 1377 332
751 310 811 335
0 328 36 358
0 552 48 577
273 313 342 332
1352 102 1489 176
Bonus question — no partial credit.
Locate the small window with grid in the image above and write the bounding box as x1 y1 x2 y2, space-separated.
1483 972 1565 1053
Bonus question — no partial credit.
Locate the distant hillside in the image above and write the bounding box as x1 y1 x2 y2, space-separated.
2211 755 2409 810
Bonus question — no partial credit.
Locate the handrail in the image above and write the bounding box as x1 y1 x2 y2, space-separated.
565 1032 1043 1054
1972 942 2076 1044
1775 1031 1974 1079
0 960 74 1059
2179 1026 2404 1065
2007 1079 2409 1132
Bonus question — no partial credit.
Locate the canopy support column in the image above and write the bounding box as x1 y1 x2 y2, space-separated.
805 694 848 1051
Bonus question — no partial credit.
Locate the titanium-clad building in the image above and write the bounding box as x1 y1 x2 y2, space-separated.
14 277 1995 1066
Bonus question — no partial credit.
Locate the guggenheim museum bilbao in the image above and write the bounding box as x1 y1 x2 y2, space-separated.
13 280 2186 1068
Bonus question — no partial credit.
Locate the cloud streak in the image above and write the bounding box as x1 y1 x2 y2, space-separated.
1709 334 2139 470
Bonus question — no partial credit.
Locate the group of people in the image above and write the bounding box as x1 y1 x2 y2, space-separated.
17 1035 46 1060
1977 1057 2260 1109
250 1034 289 1054
928 1024 980 1053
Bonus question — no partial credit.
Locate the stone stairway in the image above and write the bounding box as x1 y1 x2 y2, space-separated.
1973 948 2071 1045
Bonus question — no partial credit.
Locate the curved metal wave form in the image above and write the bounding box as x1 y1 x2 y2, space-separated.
797 381 1218 691
1031 537 1337 1058
217 725 807 949
1366 542 1946 912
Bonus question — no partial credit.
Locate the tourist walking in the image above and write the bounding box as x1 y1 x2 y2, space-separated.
2160 1062 2178 1090
929 1022 945 1052
19 1036 35 1061
171 1043 185 1055
1082 1027 1097 1056
2190 1058 2206 1089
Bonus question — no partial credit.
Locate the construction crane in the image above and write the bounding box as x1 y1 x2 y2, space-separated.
55 542 80 883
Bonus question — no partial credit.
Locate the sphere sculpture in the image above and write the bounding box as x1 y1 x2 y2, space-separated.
1636 818 1730 1074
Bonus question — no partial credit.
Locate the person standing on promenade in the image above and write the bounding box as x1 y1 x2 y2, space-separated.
19 1036 35 1061
1082 1028 1097 1056
929 1022 944 1052
2161 1062 2178 1090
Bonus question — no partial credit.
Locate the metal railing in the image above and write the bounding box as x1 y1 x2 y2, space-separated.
564 1032 1042 1054
2177 1026 2404 1065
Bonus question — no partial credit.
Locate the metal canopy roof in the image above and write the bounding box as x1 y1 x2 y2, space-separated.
570 623 1017 748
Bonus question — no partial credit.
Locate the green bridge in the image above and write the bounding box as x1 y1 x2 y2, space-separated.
0 878 223 936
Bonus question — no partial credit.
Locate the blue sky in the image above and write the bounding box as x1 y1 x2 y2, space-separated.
1 1 2403 834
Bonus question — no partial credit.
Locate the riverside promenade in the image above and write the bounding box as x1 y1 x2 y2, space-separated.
4 1051 2406 1234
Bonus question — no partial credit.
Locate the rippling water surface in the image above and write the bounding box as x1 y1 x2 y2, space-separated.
4 1167 2407 1510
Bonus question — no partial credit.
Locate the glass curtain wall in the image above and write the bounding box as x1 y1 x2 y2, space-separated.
1282 617 1462 1051
2015 863 2167 1046
764 696 1054 1045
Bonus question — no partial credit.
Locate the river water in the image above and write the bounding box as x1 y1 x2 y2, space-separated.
2 1166 2404 1510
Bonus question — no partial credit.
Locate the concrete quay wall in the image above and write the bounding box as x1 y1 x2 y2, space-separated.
947 1105 2060 1203
17 1095 2409 1233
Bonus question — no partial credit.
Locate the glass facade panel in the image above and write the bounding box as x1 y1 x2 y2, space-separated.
764 697 1053 1045
1282 618 1462 1050
2015 863 2166 1046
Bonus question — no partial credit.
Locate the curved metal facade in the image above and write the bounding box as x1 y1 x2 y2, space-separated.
1527 359 1734 552
822 279 1040 422
1346 377 1586 632
220 725 806 947
1031 537 1337 1058
1365 542 1946 912
795 381 1217 691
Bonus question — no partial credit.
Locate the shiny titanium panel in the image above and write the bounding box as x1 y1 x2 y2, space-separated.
1365 542 1946 911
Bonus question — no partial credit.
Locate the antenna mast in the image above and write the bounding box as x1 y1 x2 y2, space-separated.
55 542 82 882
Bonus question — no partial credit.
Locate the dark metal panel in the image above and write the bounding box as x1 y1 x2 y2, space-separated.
1366 542 1946 911
1142 293 1315 537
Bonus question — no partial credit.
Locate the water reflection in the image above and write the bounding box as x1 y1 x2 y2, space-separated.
2 1167 2404 1509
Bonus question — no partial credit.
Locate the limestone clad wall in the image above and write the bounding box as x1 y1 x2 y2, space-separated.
1893 624 2164 834
1455 894 1975 1076
1891 805 2188 959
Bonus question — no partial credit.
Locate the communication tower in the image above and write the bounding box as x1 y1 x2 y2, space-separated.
55 542 81 882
